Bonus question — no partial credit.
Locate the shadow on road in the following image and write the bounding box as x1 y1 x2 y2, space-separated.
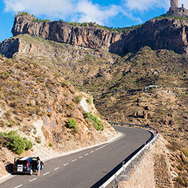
5 163 13 175
90 131 153 188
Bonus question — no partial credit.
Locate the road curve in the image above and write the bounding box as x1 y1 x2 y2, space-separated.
1 126 152 188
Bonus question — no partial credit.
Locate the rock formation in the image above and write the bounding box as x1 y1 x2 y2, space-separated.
11 12 122 52
168 0 188 16
2 11 188 57
171 0 178 8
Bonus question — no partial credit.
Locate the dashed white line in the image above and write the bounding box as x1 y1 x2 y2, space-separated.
29 178 37 182
79 156 83 159
85 153 89 156
95 145 107 151
64 163 69 166
43 172 50 176
90 150 94 153
72 159 77 162
14 185 23 188
54 167 60 171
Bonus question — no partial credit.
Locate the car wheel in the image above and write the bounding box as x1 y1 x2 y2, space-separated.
29 169 33 175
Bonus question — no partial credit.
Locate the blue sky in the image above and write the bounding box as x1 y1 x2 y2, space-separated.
0 0 187 42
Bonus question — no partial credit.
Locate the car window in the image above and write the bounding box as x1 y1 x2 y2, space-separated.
17 161 27 165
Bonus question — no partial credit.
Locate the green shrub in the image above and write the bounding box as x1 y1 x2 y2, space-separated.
49 143 53 147
23 138 33 150
86 98 92 105
67 118 77 129
5 131 26 155
0 131 33 155
1 71 9 78
75 95 82 103
182 149 188 157
35 136 42 143
84 112 103 131
61 81 69 87
18 12 29 16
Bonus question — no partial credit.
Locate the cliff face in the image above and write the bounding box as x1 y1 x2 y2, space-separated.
8 12 188 56
11 13 122 53
120 18 188 54
1 12 188 58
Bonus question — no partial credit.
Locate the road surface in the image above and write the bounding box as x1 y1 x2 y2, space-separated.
1 126 152 188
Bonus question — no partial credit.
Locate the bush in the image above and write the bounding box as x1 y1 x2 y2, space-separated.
182 149 188 157
35 136 42 143
67 118 77 129
75 96 82 104
23 138 33 150
86 98 92 105
18 12 29 16
1 131 33 155
49 143 53 147
61 81 69 87
84 112 103 131
6 131 26 155
1 71 9 78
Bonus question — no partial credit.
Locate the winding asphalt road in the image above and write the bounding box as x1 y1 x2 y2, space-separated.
1 126 152 188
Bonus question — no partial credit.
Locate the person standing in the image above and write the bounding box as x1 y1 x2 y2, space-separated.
37 157 40 176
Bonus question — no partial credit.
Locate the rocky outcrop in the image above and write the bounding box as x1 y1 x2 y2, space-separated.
120 18 188 54
11 13 122 53
2 12 188 57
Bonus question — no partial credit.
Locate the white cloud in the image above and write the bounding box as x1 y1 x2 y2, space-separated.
76 0 119 25
4 0 180 27
3 0 119 25
124 0 169 12
4 0 75 19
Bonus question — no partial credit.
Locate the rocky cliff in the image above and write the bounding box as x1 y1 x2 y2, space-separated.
11 12 122 53
6 12 188 56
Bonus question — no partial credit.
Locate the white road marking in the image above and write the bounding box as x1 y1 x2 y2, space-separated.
72 159 77 162
79 156 83 159
64 163 69 166
43 172 49 176
95 144 107 151
54 167 60 171
29 178 37 182
14 185 23 188
85 153 89 156
90 151 94 153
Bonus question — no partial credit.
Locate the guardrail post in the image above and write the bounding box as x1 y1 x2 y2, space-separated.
115 174 117 185
122 161 125 175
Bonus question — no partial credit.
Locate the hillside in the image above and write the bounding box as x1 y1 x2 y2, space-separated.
1 33 188 187
1 12 188 187
0 53 116 177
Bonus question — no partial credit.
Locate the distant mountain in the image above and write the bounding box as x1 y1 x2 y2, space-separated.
2 11 188 57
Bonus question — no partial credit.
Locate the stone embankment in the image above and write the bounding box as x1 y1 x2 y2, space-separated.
117 136 173 188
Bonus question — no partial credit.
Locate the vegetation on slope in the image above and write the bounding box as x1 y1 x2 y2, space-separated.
17 12 142 33
5 33 188 186
0 53 113 158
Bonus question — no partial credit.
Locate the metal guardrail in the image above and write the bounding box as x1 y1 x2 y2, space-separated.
99 122 159 188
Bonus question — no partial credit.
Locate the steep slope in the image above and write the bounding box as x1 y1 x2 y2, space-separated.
1 12 188 187
0 54 116 177
1 34 188 186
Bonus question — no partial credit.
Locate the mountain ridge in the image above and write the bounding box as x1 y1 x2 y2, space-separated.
3 12 188 57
